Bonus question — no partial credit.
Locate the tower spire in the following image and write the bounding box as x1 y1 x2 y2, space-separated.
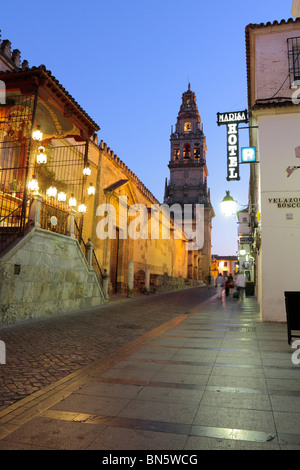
163 86 215 281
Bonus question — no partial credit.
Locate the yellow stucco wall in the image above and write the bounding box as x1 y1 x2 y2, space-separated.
89 143 189 291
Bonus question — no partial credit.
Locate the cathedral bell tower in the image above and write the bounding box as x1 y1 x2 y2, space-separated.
164 84 214 280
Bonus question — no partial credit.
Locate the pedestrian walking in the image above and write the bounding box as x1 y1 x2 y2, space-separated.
225 279 230 296
227 273 234 296
215 272 224 298
235 270 246 302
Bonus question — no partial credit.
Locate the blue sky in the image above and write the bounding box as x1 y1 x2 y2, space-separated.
1 0 292 255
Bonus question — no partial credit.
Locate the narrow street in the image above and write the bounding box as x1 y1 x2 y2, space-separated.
0 287 299 450
0 287 214 411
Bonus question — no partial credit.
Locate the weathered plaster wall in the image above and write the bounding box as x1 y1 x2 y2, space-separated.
254 23 300 101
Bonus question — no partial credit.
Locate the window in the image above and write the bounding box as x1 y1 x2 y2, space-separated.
173 149 180 160
183 144 191 159
184 122 192 132
288 37 300 84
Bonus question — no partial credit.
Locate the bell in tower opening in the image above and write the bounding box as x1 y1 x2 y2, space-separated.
163 84 215 281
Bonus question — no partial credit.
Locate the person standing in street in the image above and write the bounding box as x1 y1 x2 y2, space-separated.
235 270 246 302
215 272 224 299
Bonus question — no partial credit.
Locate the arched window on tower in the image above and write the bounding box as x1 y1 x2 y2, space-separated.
194 146 200 159
184 122 192 132
183 144 191 160
173 149 180 161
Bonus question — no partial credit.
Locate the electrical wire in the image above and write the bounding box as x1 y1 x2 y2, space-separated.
270 42 300 99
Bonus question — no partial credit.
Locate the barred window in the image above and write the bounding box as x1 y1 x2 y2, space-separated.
288 37 300 84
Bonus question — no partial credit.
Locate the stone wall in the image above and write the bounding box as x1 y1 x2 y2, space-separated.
0 228 106 325
95 144 190 293
134 269 204 295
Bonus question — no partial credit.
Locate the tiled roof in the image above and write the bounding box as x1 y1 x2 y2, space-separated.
246 17 300 31
104 179 129 192
0 64 100 131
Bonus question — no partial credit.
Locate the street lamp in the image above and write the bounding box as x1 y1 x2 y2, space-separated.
87 182 95 196
220 191 238 216
57 191 67 202
32 128 43 142
78 203 87 213
36 146 47 164
28 175 39 191
69 194 77 208
46 186 57 198
83 163 91 176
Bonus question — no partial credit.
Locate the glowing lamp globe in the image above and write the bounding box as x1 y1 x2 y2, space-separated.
46 186 57 198
83 163 91 176
69 195 77 207
36 146 47 164
220 191 237 216
32 129 43 142
88 183 95 196
28 176 39 191
78 204 87 213
57 192 67 202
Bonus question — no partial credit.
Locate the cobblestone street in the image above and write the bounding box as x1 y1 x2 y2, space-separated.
0 287 214 411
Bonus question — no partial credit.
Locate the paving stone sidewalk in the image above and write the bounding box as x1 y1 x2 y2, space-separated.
0 292 299 450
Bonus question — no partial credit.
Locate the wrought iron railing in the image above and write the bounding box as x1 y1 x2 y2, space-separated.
0 194 31 254
0 92 91 256
39 196 68 234
92 250 104 282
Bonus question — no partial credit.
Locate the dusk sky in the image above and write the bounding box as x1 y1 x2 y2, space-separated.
1 0 292 255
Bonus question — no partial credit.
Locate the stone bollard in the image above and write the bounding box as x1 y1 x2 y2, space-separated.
127 260 134 297
85 238 93 268
28 191 42 228
102 269 109 301
85 238 94 268
145 265 150 295
66 209 76 238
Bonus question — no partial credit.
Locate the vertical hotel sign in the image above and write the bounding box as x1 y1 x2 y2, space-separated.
217 110 248 181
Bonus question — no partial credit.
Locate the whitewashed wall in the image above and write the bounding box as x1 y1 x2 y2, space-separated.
259 113 300 321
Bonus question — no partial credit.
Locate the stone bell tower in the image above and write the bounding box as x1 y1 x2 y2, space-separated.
164 84 214 280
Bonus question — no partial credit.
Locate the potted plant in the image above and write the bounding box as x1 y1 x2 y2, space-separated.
9 179 22 197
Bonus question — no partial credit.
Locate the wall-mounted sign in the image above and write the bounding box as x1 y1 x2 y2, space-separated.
217 110 248 126
268 197 300 208
240 236 254 245
241 147 257 163
217 110 248 182
227 123 239 181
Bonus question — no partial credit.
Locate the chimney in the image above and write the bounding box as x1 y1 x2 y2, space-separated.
292 0 300 18
0 40 12 58
11 49 21 68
